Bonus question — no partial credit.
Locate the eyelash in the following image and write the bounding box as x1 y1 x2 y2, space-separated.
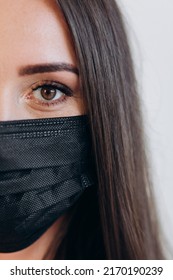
26 81 73 107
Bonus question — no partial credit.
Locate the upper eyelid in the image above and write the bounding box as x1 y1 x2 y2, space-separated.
32 80 69 88
32 82 62 90
31 80 73 93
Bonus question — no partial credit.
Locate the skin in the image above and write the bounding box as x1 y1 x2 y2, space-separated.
0 0 85 259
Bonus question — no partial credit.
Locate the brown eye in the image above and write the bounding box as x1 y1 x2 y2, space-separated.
30 81 73 106
40 86 57 101
32 84 64 102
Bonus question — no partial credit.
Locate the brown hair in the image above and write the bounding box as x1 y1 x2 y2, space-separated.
54 0 164 259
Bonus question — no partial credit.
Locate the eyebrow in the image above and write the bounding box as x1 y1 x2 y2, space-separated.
18 63 79 76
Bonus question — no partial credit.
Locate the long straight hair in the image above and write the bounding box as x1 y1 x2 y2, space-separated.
55 0 164 259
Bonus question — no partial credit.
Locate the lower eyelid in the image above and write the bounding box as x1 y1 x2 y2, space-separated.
24 91 69 107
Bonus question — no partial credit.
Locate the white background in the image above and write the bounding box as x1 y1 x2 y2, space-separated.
117 0 173 258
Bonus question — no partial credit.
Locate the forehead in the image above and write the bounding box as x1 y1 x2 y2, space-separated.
0 0 76 70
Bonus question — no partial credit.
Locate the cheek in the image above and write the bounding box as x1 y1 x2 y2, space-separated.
65 95 86 115
24 93 86 120
45 95 86 118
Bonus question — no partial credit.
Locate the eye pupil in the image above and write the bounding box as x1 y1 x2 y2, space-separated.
41 87 56 100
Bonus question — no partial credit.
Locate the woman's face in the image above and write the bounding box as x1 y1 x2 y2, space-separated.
0 0 85 121
0 0 84 259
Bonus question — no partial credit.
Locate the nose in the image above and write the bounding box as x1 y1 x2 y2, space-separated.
0 89 20 121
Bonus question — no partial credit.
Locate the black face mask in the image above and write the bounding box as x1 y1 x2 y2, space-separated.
0 115 94 253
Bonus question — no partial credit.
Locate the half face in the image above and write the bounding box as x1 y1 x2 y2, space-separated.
0 0 85 260
0 0 85 121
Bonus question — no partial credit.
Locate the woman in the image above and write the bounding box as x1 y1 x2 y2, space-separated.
0 0 164 259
